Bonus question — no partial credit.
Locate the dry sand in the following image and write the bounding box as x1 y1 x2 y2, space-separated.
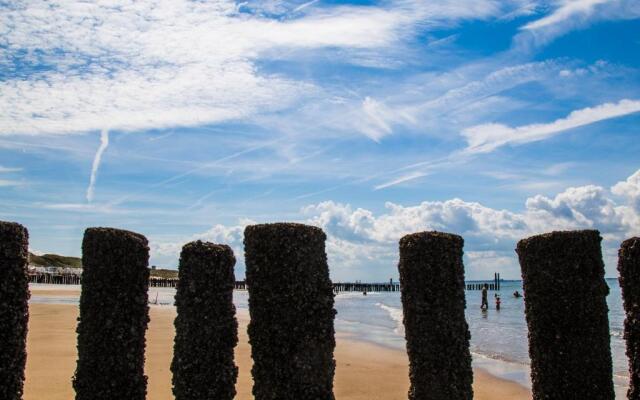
24 296 531 400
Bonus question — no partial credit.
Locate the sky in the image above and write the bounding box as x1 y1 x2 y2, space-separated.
1 0 639 281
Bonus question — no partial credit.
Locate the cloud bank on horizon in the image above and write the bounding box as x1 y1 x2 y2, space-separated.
1 0 639 280
151 168 640 280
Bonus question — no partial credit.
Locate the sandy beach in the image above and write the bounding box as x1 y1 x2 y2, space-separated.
24 288 530 400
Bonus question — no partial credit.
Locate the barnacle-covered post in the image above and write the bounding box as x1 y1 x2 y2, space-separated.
73 228 150 400
517 230 614 400
0 221 30 400
171 241 238 400
398 231 473 400
244 223 336 400
618 237 640 400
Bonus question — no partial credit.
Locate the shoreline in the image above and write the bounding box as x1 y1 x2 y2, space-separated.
24 285 531 400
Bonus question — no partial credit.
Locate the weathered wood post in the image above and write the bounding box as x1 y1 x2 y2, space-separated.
398 231 473 400
517 230 614 400
244 223 336 400
171 241 238 400
618 237 640 400
73 228 150 400
0 221 30 400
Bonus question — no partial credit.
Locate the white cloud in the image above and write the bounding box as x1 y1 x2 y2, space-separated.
86 128 109 202
304 198 529 247
0 166 22 173
0 179 24 187
523 0 611 31
338 61 561 142
325 236 396 272
44 202 124 214
515 0 640 49
313 170 640 276
465 250 517 276
149 168 640 278
0 0 524 136
409 61 559 117
0 165 24 187
359 97 416 141
612 169 640 212
359 60 630 190
462 99 640 154
309 172 639 277
0 62 310 136
525 185 626 235
299 61 586 175
150 218 254 268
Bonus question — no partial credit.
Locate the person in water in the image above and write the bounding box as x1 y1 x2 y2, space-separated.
495 294 501 310
481 283 489 310
513 290 522 298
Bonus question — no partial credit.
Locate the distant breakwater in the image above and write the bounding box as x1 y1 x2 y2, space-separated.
30 274 509 294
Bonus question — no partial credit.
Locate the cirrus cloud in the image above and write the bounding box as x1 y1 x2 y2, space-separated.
462 99 640 154
0 0 527 136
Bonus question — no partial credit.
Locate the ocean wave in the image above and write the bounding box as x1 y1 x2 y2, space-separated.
375 302 404 335
470 349 527 366
611 329 624 338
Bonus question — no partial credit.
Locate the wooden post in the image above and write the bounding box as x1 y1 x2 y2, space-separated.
172 241 238 400
517 230 613 400
244 223 336 400
398 231 473 400
0 221 30 400
73 228 150 400
618 237 640 400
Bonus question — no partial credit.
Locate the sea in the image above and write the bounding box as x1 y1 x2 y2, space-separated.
30 279 630 397
324 279 629 398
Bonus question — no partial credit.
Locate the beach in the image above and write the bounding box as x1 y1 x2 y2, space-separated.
24 286 530 400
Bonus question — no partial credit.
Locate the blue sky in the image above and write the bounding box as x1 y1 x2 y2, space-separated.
1 0 639 281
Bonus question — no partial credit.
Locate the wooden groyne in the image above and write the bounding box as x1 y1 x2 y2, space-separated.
517 230 614 400
5 221 640 399
172 241 238 400
74 227 150 400
399 231 473 400
245 223 336 400
149 277 178 287
465 273 501 291
149 279 249 289
617 237 640 399
333 282 400 293
0 221 30 400
29 272 81 285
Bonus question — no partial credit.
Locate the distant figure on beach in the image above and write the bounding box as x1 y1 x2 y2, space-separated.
363 290 367 296
481 284 489 310
513 290 522 298
495 294 501 310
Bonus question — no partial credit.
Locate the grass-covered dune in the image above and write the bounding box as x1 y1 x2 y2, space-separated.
29 253 82 269
28 252 178 279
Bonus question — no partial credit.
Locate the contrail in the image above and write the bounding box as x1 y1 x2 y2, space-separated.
293 0 319 12
86 128 110 202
